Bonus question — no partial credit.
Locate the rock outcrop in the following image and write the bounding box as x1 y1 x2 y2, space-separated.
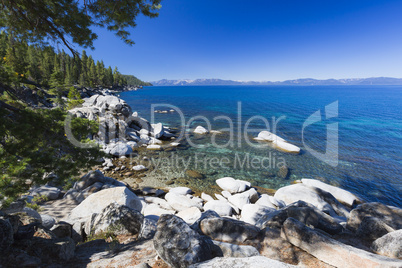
153 215 215 268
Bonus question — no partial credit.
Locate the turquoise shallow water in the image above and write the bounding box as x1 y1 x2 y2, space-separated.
120 85 402 207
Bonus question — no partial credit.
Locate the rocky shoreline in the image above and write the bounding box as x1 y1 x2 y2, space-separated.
1 171 401 267
1 90 401 267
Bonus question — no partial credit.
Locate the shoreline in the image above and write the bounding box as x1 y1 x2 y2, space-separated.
1 88 401 267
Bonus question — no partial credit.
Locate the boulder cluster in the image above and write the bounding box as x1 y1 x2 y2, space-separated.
69 91 177 154
1 169 401 267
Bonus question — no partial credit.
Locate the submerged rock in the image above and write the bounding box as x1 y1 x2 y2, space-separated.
186 170 205 179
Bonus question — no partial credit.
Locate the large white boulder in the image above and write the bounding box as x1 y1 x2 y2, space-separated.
144 197 174 211
152 123 165 139
256 131 286 142
83 94 131 116
193 125 209 135
69 107 99 121
104 142 133 156
169 187 193 196
164 192 203 212
241 204 275 225
203 200 233 217
216 177 251 194
176 207 202 225
228 193 251 211
272 140 300 154
274 184 338 216
143 204 175 220
255 194 277 209
301 179 360 207
69 186 143 220
201 193 215 202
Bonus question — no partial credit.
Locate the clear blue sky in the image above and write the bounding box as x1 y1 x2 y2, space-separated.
82 0 402 82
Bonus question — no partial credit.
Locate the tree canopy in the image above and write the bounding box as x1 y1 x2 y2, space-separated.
0 0 162 55
0 0 159 204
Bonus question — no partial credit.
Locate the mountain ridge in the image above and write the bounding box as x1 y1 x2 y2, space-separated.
151 77 402 86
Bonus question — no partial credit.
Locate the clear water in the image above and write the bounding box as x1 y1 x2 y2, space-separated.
120 85 402 207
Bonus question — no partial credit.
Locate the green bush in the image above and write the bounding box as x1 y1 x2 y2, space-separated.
0 107 104 205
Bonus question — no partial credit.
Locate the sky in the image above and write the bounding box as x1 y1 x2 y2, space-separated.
80 0 402 82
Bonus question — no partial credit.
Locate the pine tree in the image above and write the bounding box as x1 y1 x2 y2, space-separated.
27 46 41 83
49 66 65 107
105 66 114 87
80 50 89 86
96 60 105 86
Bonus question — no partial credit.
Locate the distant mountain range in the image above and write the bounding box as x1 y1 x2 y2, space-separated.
151 77 402 86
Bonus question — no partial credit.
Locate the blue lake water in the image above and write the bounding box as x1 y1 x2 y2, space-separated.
120 85 402 207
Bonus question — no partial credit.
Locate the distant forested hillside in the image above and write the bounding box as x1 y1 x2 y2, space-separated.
1 32 130 89
122 74 152 86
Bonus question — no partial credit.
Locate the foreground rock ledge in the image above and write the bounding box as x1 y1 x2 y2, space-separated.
281 217 402 268
189 256 297 268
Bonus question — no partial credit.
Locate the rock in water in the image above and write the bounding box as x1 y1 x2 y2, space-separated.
277 166 289 179
272 140 300 154
193 126 209 134
256 131 286 142
85 203 143 236
152 123 165 139
186 170 205 179
153 215 214 268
